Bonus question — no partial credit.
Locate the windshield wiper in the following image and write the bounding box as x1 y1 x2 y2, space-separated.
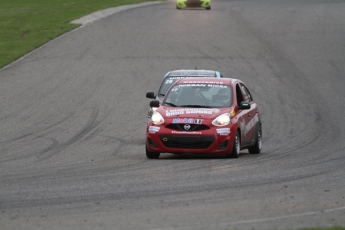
163 102 177 107
180 105 212 108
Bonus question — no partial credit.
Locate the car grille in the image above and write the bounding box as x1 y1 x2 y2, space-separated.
165 124 210 131
186 0 203 7
159 136 214 149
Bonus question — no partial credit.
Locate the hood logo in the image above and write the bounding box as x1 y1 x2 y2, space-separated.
184 124 191 130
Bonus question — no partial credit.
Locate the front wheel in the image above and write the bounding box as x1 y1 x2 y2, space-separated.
228 131 240 158
248 124 262 154
146 145 160 159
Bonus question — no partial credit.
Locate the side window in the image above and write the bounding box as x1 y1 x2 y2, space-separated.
236 84 244 105
240 84 252 102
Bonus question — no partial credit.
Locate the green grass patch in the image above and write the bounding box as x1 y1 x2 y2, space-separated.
0 0 159 68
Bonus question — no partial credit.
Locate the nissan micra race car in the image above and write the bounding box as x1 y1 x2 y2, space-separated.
146 77 262 159
146 69 223 118
176 0 211 10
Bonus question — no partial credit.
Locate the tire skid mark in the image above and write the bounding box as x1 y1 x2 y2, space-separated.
0 134 139 183
0 166 336 210
0 106 109 163
112 136 128 156
0 113 74 162
0 134 60 163
86 127 128 156
36 107 105 162
0 153 146 185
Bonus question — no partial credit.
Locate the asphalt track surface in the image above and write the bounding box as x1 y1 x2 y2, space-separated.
1 0 345 229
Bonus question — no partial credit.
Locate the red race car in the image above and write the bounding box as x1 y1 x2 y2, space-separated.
146 77 262 159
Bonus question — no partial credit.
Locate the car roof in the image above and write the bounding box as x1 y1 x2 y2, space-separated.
175 77 237 85
165 69 220 78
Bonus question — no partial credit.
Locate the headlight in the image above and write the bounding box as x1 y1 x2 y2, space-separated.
212 113 231 126
151 111 164 125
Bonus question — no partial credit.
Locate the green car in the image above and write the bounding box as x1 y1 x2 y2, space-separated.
176 0 211 10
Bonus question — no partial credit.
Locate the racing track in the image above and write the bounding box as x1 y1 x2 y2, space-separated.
1 0 345 229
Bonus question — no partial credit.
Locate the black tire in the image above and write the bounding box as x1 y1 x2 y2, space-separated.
146 145 160 159
176 5 181 9
228 131 240 158
248 124 262 154
206 6 211 10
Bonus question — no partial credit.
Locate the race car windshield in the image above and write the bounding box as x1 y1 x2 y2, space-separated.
163 83 232 108
158 77 185 97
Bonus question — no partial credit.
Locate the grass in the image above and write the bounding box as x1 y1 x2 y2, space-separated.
0 0 159 68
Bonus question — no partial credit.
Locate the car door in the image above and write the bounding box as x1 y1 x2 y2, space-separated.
235 83 250 146
239 83 259 145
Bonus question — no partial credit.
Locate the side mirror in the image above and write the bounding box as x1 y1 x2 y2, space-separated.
238 101 251 110
146 92 155 99
150 100 160 108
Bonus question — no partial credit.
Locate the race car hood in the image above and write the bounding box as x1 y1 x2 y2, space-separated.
157 106 233 120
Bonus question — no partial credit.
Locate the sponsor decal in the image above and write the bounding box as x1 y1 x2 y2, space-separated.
166 109 185 116
179 83 228 88
166 108 220 117
246 114 259 133
167 76 185 80
240 120 246 136
172 118 181 123
179 84 207 88
217 128 231 136
172 118 203 124
194 119 202 124
242 114 259 136
170 74 213 77
183 80 224 84
148 126 160 134
171 131 202 135
207 84 228 88
184 118 194 123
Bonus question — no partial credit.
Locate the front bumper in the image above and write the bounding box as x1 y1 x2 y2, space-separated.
146 124 236 155
176 0 210 8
